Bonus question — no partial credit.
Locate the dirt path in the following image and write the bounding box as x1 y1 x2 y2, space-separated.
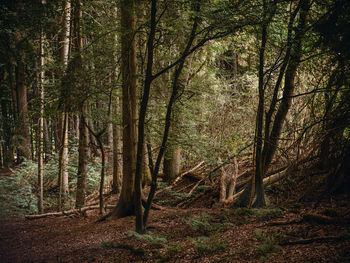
1 206 349 263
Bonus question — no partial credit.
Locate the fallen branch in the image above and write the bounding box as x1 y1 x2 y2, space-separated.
156 161 204 195
280 235 350 245
208 142 253 182
25 205 115 220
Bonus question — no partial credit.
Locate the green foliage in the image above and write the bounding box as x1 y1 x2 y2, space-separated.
100 241 114 249
183 213 214 235
0 151 103 218
165 241 183 258
254 208 284 221
0 160 38 219
189 236 228 256
43 151 102 209
183 213 234 236
232 208 283 221
157 188 190 206
253 230 281 261
129 231 167 247
233 207 255 217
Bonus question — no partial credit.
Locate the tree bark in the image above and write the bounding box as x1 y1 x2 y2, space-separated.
1 91 14 166
57 0 71 211
58 112 69 211
163 144 181 183
37 26 45 214
76 110 89 208
15 59 32 161
112 99 122 194
111 0 138 218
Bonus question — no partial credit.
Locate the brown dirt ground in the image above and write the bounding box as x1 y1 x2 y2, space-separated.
0 171 350 262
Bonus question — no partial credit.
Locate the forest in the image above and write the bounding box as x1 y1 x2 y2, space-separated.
0 0 349 262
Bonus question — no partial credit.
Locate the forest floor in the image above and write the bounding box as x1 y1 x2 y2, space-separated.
0 167 350 262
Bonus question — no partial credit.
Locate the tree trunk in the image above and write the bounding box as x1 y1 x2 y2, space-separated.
53 116 61 152
163 144 181 183
58 112 69 211
76 109 89 208
37 27 45 214
1 95 14 167
15 59 32 161
262 0 310 170
112 99 122 194
111 0 138 218
43 118 52 158
57 0 71 211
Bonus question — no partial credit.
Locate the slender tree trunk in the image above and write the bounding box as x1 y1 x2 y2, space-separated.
111 9 122 194
57 0 71 211
15 59 32 161
112 99 122 194
1 70 14 166
107 122 113 174
1 100 14 167
143 0 201 228
53 117 61 152
58 112 69 210
262 0 310 171
43 118 52 158
252 18 268 208
37 27 45 214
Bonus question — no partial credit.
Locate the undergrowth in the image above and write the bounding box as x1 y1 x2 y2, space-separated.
182 213 235 236
232 207 284 223
253 230 282 261
1 151 103 218
188 236 228 256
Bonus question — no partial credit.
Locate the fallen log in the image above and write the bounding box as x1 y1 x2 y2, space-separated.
25 204 115 220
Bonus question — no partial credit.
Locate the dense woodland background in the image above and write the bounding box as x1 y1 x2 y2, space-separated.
0 0 350 258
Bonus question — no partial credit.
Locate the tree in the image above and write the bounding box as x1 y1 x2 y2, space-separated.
238 0 311 208
110 0 139 218
37 1 45 213
58 0 71 211
73 0 89 209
